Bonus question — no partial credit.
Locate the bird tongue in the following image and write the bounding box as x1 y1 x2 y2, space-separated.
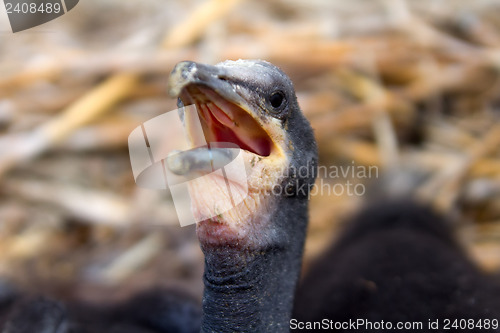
196 87 272 157
203 102 234 128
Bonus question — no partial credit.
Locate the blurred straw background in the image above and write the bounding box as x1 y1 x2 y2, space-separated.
0 0 500 304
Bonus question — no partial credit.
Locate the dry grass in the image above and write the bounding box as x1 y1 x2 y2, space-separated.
0 0 499 302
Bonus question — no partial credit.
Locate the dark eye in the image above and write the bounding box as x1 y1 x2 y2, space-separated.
269 91 285 109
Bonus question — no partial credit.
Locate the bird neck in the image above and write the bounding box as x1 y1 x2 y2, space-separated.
200 197 308 333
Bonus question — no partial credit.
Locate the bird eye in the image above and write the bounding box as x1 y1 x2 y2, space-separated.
269 91 285 109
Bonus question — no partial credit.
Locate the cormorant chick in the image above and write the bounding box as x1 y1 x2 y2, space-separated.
293 199 500 332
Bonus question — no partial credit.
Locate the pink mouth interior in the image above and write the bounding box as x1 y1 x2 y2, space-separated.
196 99 272 157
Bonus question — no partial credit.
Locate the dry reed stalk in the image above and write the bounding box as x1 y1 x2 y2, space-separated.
323 138 382 167
409 151 500 178
322 138 500 180
385 0 479 54
223 38 364 70
0 226 56 261
99 234 164 284
425 122 478 150
0 50 193 97
335 64 400 168
0 73 138 177
0 66 63 96
55 116 139 151
298 91 345 118
3 178 133 227
418 123 500 211
161 0 243 49
311 99 414 141
40 74 138 143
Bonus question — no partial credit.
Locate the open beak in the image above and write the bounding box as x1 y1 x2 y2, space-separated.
168 61 283 160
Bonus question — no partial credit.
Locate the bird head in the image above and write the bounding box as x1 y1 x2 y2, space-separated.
168 60 317 250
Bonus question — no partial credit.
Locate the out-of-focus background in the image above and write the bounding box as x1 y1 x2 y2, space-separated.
0 0 500 304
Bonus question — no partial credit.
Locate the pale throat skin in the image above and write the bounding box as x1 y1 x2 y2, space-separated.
168 59 318 333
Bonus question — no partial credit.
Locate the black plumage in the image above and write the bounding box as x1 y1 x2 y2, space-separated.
293 200 500 332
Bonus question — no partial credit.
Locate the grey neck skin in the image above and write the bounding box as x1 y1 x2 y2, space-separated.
200 196 309 333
